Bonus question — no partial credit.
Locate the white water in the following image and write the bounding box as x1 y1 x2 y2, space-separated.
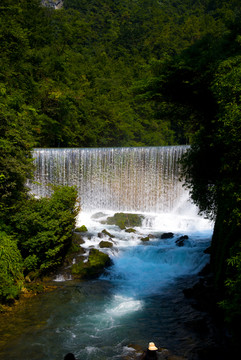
3 146 214 360
28 146 189 212
74 196 213 323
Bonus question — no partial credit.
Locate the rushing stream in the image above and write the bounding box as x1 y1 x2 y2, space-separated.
0 147 219 360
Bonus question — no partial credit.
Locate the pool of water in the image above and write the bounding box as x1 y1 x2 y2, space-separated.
0 208 218 360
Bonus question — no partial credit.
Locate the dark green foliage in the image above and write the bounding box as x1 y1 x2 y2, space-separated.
0 0 233 148
11 186 79 274
0 232 24 303
148 7 241 337
1 0 241 332
0 93 34 217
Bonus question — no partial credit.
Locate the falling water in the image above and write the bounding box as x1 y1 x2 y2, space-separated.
0 146 220 360
28 146 189 212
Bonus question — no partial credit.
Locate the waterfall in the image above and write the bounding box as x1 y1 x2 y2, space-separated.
28 146 189 212
1 145 217 360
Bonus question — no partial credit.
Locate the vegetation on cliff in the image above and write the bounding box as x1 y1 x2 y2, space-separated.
0 0 241 340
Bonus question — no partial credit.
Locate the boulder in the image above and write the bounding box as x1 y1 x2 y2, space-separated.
71 249 112 279
99 240 113 248
125 228 136 233
161 232 174 239
101 229 114 238
72 232 85 244
140 236 149 242
91 212 107 219
75 225 88 232
175 235 189 247
105 212 144 230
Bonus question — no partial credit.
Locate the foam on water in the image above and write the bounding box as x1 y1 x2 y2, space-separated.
75 199 213 320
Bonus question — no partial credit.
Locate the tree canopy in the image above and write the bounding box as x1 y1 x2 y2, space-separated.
1 0 241 338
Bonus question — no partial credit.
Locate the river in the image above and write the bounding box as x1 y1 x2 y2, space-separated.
0 146 222 359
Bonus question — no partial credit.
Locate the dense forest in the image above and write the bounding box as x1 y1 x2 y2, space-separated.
1 0 241 343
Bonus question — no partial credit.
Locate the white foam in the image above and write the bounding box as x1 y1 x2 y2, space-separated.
106 295 143 316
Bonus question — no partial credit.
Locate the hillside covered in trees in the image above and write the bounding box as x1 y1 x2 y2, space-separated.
1 0 241 343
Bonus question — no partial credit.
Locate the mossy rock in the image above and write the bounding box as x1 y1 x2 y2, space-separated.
101 229 114 238
72 232 85 245
99 240 113 248
106 213 144 230
125 228 136 233
75 225 88 232
140 236 149 242
71 249 112 279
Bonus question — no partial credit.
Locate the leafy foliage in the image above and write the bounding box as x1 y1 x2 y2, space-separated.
0 0 234 148
0 232 24 303
11 186 79 274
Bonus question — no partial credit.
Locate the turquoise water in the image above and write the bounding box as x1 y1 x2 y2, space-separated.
0 209 216 360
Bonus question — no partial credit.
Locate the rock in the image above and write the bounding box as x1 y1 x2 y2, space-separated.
72 232 85 244
98 232 105 238
125 228 136 233
105 213 144 229
161 232 174 239
99 240 113 248
71 249 112 279
102 229 114 238
175 235 188 246
204 246 211 254
91 212 107 219
198 263 211 276
140 236 149 242
41 0 63 9
184 318 208 334
75 225 88 232
183 278 220 314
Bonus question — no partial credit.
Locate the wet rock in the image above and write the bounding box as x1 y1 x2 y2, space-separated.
72 232 85 244
198 263 211 276
123 345 187 360
102 229 114 238
175 235 189 247
183 278 220 314
184 317 208 334
75 225 88 232
105 212 144 230
91 212 107 219
99 240 113 248
71 249 112 279
204 246 211 254
140 236 149 242
125 228 136 233
97 232 105 238
161 232 174 239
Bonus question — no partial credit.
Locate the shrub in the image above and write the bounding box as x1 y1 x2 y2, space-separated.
11 185 79 275
0 232 24 302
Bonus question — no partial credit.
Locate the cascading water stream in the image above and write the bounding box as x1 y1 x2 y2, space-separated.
28 146 189 212
0 146 216 360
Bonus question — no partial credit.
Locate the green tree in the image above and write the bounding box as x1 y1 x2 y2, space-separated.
11 186 79 275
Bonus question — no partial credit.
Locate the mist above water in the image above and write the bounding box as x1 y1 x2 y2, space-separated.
29 146 189 212
0 146 217 360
